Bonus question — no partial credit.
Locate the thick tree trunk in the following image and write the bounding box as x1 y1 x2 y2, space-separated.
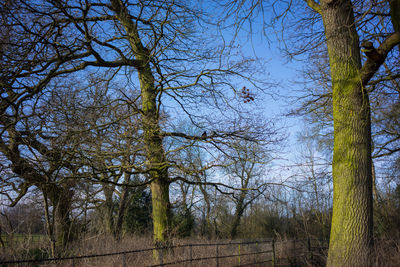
51 187 73 248
110 0 171 251
150 178 170 243
320 1 373 266
103 184 115 235
139 52 171 247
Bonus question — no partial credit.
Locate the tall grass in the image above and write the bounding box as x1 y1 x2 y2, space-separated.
2 234 400 266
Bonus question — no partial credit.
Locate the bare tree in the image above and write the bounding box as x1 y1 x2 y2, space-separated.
1 3 273 261
222 140 271 239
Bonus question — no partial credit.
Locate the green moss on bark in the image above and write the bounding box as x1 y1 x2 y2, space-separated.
320 1 373 266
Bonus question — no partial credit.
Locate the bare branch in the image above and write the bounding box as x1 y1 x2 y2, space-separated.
304 0 322 14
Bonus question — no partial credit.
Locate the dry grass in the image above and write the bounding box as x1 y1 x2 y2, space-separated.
273 238 327 267
3 235 400 266
373 238 400 267
64 236 275 267
1 235 275 266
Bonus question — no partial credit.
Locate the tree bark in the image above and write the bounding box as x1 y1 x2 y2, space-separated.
230 200 245 239
390 0 400 52
103 184 115 235
198 183 213 239
390 0 400 35
48 186 73 249
114 172 131 240
109 0 171 251
230 187 250 239
320 1 373 266
139 47 171 247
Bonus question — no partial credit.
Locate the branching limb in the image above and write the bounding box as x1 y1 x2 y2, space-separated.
361 32 400 87
304 0 321 14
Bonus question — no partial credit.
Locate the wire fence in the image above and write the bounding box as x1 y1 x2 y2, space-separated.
0 238 328 267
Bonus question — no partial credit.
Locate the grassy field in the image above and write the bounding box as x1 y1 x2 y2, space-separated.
1 233 46 241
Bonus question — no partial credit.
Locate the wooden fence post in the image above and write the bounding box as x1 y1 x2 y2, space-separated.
272 239 275 267
291 239 296 267
237 244 241 266
122 252 126 267
189 244 193 267
256 241 259 263
216 244 219 267
159 247 164 267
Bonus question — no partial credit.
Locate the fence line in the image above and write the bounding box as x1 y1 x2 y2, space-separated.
0 238 328 266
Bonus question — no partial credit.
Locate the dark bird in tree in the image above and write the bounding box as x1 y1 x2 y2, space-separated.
201 131 207 139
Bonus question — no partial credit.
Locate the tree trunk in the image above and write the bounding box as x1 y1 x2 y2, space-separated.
321 1 373 266
205 204 213 239
230 194 246 239
110 0 171 251
43 195 56 257
199 184 213 239
229 210 242 239
390 0 400 56
150 177 170 245
114 173 131 240
51 187 73 248
372 161 380 203
140 57 171 247
390 0 400 40
103 184 115 235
